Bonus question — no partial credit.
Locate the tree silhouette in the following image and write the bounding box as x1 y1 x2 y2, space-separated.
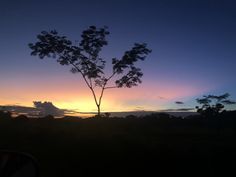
196 93 236 117
29 26 151 116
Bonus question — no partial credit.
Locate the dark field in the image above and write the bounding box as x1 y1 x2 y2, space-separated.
1 113 236 177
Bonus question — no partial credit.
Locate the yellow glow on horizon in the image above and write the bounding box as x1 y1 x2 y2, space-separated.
56 99 133 112
56 100 97 112
0 76 210 113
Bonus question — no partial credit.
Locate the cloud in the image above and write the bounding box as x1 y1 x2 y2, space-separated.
33 101 64 116
0 103 64 117
158 96 167 100
160 108 195 112
134 106 146 111
175 101 184 104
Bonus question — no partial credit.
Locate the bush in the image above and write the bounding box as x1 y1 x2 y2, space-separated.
0 110 12 119
15 115 28 121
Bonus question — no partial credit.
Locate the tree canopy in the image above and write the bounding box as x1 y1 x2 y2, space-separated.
29 26 151 116
196 93 236 117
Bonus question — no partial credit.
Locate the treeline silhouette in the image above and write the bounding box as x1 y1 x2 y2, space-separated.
0 110 236 177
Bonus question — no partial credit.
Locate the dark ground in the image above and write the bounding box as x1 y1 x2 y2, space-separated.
0 112 236 177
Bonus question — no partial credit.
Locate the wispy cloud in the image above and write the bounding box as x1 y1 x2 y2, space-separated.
159 108 195 112
158 96 167 100
175 101 184 105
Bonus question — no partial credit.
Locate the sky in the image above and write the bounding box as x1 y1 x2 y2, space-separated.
0 0 236 112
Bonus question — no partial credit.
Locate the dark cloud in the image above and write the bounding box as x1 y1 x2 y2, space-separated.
0 102 65 117
160 108 195 112
175 101 184 104
33 101 64 116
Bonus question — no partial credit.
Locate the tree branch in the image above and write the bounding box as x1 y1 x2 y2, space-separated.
98 87 105 107
106 72 116 82
104 86 118 89
89 78 93 89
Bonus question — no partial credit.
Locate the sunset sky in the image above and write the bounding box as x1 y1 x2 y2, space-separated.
1 0 236 112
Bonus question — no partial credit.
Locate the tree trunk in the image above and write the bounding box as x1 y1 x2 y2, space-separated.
97 104 101 117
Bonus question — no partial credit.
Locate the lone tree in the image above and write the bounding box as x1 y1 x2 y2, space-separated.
196 93 236 117
29 26 151 116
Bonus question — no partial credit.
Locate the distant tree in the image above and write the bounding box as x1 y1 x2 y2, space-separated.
196 93 236 117
125 114 137 119
29 26 151 116
43 115 54 120
0 110 12 119
103 112 111 118
15 115 28 120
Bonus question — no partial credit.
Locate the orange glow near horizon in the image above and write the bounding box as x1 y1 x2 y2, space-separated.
0 75 210 112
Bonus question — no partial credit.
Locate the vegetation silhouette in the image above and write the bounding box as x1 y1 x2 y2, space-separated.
1 111 236 177
14 115 29 121
29 26 151 116
196 93 236 117
0 110 11 119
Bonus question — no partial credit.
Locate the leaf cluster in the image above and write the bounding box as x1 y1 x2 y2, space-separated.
29 26 151 89
112 43 151 88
